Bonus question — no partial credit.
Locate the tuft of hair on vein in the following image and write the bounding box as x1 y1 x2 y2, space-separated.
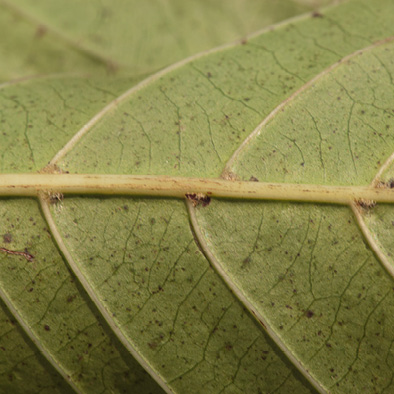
355 198 376 212
374 178 394 189
40 191 64 205
185 193 211 207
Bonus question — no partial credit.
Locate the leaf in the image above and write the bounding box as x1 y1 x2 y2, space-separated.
1 0 394 393
192 39 394 393
0 0 338 81
0 5 106 81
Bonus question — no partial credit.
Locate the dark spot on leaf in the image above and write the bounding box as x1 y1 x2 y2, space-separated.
67 294 76 303
3 233 12 243
35 25 48 38
44 325 50 331
148 342 157 350
312 11 323 18
258 320 267 330
306 310 314 318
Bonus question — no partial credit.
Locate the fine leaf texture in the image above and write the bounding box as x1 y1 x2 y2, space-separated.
1 0 339 80
193 39 394 392
0 4 109 82
1 0 394 393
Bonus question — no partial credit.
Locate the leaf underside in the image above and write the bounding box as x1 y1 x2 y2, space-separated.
0 0 338 80
1 0 394 393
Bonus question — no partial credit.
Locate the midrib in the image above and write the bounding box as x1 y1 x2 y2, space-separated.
0 173 393 205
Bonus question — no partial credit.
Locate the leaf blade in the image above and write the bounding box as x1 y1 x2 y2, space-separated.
2 0 394 392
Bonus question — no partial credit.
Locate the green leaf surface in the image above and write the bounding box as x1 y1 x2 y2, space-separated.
2 0 338 80
1 0 394 393
0 5 106 82
0 298 74 394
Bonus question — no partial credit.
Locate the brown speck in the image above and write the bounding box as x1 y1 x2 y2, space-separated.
36 25 47 38
306 310 314 318
67 295 76 303
249 176 259 182
312 11 323 18
148 342 157 350
106 60 119 74
258 319 266 329
242 256 251 266
44 324 50 331
3 234 12 243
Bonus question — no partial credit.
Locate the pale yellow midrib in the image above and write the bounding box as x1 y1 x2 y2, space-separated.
0 173 393 204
